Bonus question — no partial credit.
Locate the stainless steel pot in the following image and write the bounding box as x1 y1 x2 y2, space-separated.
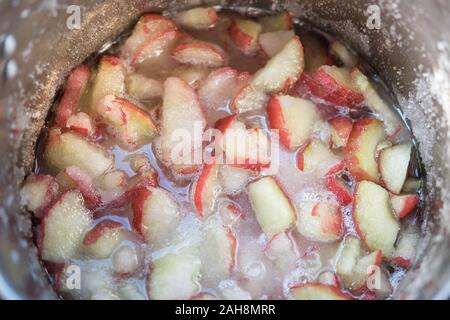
0 0 449 300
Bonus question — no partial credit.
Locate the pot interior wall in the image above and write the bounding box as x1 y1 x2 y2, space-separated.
0 0 449 299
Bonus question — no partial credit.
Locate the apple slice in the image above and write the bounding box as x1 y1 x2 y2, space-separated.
248 177 296 236
43 128 114 178
259 30 295 58
230 84 269 113
66 112 95 137
37 190 93 262
111 244 142 276
21 174 59 219
170 65 210 89
326 175 353 206
344 117 386 182
132 186 180 246
82 220 132 259
264 232 297 263
219 165 252 195
201 220 237 279
289 283 351 300
297 139 343 174
125 74 163 100
88 55 125 114
390 194 419 219
267 95 321 150
146 251 201 300
329 116 353 148
175 7 218 30
193 163 221 218
228 18 262 56
308 66 364 107
351 68 402 137
95 95 158 150
353 181 400 258
125 153 152 174
99 170 128 191
159 77 206 167
318 272 340 287
56 166 101 210
392 228 419 268
54 64 91 128
172 40 227 68
258 11 293 32
379 143 412 194
329 40 358 68
297 200 343 242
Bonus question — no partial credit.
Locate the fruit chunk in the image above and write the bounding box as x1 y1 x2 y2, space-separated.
193 163 221 218
308 66 364 107
258 11 293 32
259 30 295 57
170 66 210 89
297 200 343 242
146 251 201 300
172 40 227 68
21 174 59 219
353 181 400 258
66 112 95 137
326 175 353 206
219 165 252 195
344 117 386 182
318 271 340 287
300 31 331 73
351 68 402 136
175 7 218 30
264 232 298 266
390 194 419 219
219 202 243 226
227 19 262 56
248 177 296 235
379 143 412 194
392 228 419 268
82 220 131 259
289 283 351 300
125 153 153 174
54 65 91 128
125 74 163 100
111 245 141 276
329 40 358 68
37 190 92 262
132 187 180 246
88 56 125 114
95 95 158 150
329 116 353 148
231 84 269 113
43 128 114 178
297 139 343 174
267 95 321 150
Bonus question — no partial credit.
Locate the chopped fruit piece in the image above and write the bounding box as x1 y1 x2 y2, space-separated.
258 11 293 32
318 271 340 287
231 84 268 113
299 31 331 73
297 139 343 173
329 116 353 148
132 187 180 246
219 280 252 300
308 66 364 107
392 228 419 268
264 232 297 263
118 282 146 300
193 163 221 218
219 202 243 226
112 245 141 276
351 250 383 291
251 37 305 93
37 190 92 262
191 293 218 300
172 40 227 67
267 95 321 150
351 68 402 136
82 220 132 259
390 194 419 219
259 30 295 57
344 117 386 182
125 74 163 100
146 251 201 300
376 140 393 156
248 177 296 236
326 175 353 206
289 283 351 300
402 178 422 193
159 77 206 167
21 174 59 219
297 200 343 242
175 7 218 30
202 220 237 279
125 153 152 173
228 19 262 56
99 170 128 191
329 40 358 68
379 143 412 194
353 181 400 258
56 166 101 210
54 65 91 128
66 112 95 137
172 163 198 176
96 95 158 150
219 165 252 195
88 56 125 114
43 128 114 178
170 66 210 89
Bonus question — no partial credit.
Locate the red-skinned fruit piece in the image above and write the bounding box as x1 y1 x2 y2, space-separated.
21 174 59 219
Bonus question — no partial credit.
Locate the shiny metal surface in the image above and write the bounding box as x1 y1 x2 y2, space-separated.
0 0 449 300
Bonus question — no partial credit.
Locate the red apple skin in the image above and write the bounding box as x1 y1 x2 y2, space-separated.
62 166 102 210
54 65 91 128
267 95 290 149
394 194 419 219
225 227 238 273
194 162 216 218
329 116 354 147
214 114 237 134
227 20 257 54
392 257 411 268
172 42 227 66
326 176 353 206
82 220 123 246
22 174 60 218
131 187 151 237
